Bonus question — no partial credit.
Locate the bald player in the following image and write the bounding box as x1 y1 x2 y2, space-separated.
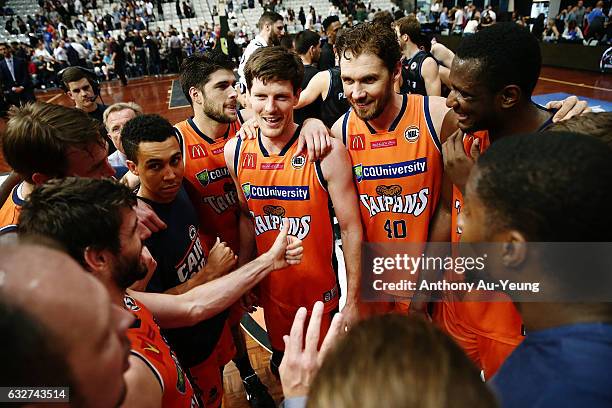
0 244 134 408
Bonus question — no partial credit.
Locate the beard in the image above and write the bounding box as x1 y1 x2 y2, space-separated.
112 251 148 289
202 94 236 124
350 84 394 122
269 32 281 46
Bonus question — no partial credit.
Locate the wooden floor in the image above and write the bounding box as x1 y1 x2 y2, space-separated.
1 66 611 407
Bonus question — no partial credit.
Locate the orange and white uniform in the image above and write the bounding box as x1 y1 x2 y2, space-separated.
234 128 338 350
175 116 243 252
0 181 25 232
341 94 443 315
124 295 200 407
432 131 524 379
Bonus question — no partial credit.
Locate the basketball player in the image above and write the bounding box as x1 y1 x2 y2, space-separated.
459 132 612 407
176 51 276 406
123 113 239 408
19 177 304 407
330 22 451 316
0 102 114 230
395 16 441 96
0 244 134 408
435 23 591 378
225 46 363 377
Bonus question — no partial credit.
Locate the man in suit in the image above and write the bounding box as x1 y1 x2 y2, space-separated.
0 43 35 107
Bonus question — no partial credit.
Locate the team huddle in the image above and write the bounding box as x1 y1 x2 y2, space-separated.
1 16 612 408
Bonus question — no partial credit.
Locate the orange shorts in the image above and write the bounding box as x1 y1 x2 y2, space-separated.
189 321 237 408
262 300 337 351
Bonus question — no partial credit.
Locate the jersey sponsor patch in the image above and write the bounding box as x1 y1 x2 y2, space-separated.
260 162 284 170
353 158 427 182
349 134 366 150
242 153 257 169
241 183 310 201
195 167 230 187
371 139 397 149
212 146 224 155
359 186 429 217
188 144 208 159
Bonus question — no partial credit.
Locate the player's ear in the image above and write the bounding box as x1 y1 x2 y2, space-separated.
392 61 402 84
499 85 521 110
83 246 112 276
293 88 301 107
31 172 51 186
126 160 139 176
189 86 201 105
500 230 528 268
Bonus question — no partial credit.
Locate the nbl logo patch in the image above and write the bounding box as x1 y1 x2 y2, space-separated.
188 144 208 159
404 126 420 143
242 153 257 169
349 134 365 150
291 155 306 169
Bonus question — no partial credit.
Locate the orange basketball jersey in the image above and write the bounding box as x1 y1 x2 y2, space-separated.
0 181 25 231
124 295 200 407
234 129 338 312
175 116 242 252
341 94 442 243
435 130 524 379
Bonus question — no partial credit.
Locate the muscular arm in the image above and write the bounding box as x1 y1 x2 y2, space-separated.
427 96 453 141
422 57 441 97
225 136 257 266
120 355 163 408
320 139 363 310
129 253 275 328
295 70 329 109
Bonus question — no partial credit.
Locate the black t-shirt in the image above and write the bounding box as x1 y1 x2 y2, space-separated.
321 68 349 128
318 42 335 71
399 50 432 96
294 64 321 125
141 186 228 368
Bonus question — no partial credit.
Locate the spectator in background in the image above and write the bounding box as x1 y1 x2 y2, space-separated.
562 20 584 42
0 43 36 107
319 15 340 71
532 13 546 40
103 102 143 172
543 18 560 42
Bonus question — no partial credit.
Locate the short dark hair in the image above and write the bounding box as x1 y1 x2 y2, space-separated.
456 22 541 97
0 300 74 388
295 30 320 55
258 11 283 30
476 132 612 242
372 10 394 28
395 16 421 42
322 15 340 32
545 112 612 148
18 177 137 267
179 51 235 105
2 102 103 182
61 66 94 89
121 114 178 163
244 46 304 95
336 22 401 73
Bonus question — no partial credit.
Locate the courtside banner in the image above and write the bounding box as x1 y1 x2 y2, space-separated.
360 243 612 303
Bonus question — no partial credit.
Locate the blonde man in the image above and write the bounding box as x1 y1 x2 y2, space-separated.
103 102 143 169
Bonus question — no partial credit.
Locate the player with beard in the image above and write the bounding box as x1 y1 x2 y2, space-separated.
434 23 590 379
18 177 304 408
238 11 285 93
331 23 450 317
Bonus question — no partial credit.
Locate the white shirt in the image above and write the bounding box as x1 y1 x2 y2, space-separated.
34 48 53 61
238 34 267 89
4 57 14 81
71 42 89 59
108 150 128 167
464 19 478 34
54 46 68 62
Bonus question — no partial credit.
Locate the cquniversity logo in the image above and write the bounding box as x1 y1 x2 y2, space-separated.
353 158 427 183
196 169 210 187
353 164 363 183
241 184 310 201
242 183 252 200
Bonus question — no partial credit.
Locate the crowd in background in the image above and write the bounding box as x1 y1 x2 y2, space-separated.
0 0 609 93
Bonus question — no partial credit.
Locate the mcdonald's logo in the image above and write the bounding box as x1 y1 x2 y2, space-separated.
243 153 257 169
188 144 208 159
350 134 365 151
